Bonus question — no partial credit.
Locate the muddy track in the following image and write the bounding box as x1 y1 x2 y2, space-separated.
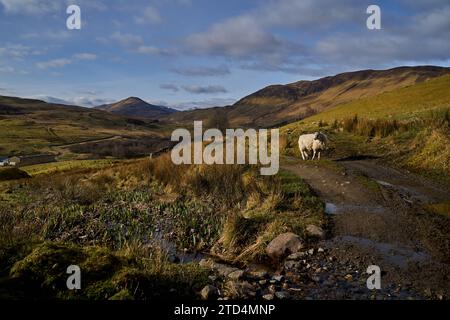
281 157 450 299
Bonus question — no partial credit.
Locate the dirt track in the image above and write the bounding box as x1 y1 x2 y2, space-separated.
282 157 450 299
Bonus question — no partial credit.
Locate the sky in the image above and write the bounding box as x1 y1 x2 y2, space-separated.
0 0 449 110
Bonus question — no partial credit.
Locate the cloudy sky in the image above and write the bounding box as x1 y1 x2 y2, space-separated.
0 0 449 109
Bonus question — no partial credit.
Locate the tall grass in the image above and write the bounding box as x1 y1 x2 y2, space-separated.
339 109 450 138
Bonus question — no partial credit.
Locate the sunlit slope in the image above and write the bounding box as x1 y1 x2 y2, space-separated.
298 74 450 124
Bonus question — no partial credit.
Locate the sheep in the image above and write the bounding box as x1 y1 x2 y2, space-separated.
298 132 329 161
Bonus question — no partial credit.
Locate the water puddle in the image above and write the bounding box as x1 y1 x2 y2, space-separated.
339 235 429 268
325 203 339 214
325 203 386 215
376 180 394 187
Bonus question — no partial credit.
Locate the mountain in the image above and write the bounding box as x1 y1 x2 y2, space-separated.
95 97 177 119
164 66 450 128
0 95 164 155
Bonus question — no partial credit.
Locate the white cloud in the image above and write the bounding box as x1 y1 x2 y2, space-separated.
36 95 114 108
0 0 60 15
109 32 144 47
36 58 72 70
0 0 107 15
135 6 163 24
74 53 97 60
136 45 173 56
186 15 282 57
0 44 33 59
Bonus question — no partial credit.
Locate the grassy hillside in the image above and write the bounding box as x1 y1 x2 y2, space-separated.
0 96 165 156
282 74 450 184
302 74 450 123
165 66 450 128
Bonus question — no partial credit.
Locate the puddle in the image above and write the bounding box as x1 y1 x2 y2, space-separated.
325 203 386 215
339 235 429 268
153 230 206 264
325 203 339 214
376 180 394 187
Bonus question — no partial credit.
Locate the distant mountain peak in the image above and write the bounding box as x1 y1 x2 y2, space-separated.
95 97 177 119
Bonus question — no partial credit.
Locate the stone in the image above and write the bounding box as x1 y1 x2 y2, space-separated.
225 281 256 299
275 291 291 300
200 285 220 300
286 252 307 260
272 275 285 282
248 270 269 280
266 232 304 261
306 225 325 239
284 260 300 271
308 249 315 255
227 270 245 281
263 294 275 301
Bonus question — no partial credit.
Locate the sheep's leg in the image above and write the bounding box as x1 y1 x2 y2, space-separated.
300 150 305 161
312 150 316 160
303 151 308 161
318 152 321 160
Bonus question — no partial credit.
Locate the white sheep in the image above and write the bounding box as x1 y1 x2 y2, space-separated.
298 132 328 161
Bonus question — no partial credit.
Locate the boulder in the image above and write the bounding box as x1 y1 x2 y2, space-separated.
306 224 325 239
266 232 304 261
200 285 220 300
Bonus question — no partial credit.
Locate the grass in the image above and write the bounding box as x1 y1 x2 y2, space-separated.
21 159 121 176
301 74 450 123
281 75 450 185
0 168 30 181
0 153 326 299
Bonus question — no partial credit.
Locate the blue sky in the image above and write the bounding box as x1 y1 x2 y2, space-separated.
0 0 449 110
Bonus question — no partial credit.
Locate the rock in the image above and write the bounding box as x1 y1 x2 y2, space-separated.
225 281 257 299
200 285 220 300
286 252 307 260
259 280 267 285
306 225 325 239
308 249 315 255
345 274 353 281
199 259 241 277
263 294 275 301
284 260 300 271
272 275 285 282
199 258 212 268
318 247 325 253
266 233 304 261
227 270 245 281
248 270 269 280
275 291 291 300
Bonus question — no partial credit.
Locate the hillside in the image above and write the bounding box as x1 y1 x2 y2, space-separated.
0 95 165 156
164 66 450 128
95 97 177 119
290 74 450 124
281 74 450 184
